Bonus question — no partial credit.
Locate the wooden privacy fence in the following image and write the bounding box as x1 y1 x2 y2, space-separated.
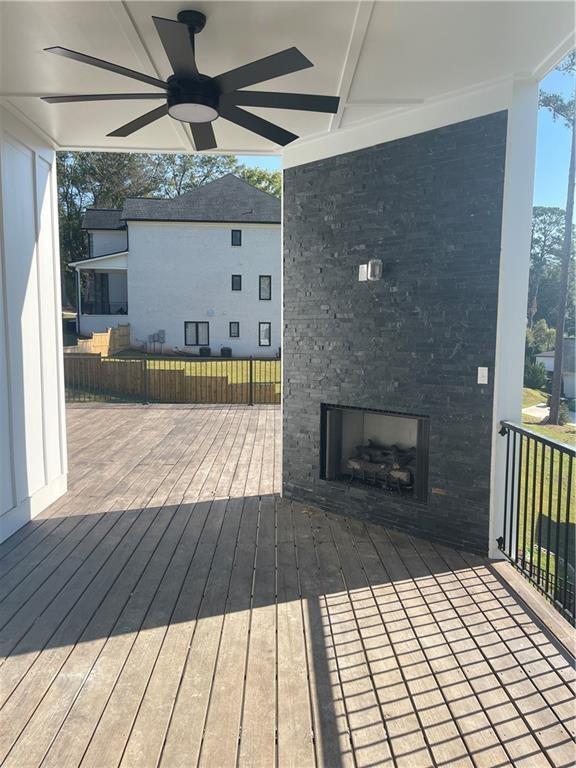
64 354 281 405
65 323 131 357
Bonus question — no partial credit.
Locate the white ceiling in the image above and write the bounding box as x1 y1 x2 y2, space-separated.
0 1 573 154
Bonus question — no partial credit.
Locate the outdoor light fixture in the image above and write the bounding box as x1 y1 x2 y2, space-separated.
358 258 383 282
167 102 218 123
367 258 383 281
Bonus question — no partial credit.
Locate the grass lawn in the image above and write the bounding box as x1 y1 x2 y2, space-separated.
522 387 547 409
114 353 281 392
521 387 576 448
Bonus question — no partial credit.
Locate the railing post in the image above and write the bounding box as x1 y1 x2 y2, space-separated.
142 355 149 404
248 356 254 406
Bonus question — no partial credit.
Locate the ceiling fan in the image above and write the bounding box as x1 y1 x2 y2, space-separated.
42 10 341 150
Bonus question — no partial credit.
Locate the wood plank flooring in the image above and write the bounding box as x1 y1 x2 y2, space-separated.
0 404 573 768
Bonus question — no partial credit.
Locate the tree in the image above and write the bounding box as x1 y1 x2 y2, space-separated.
236 166 281 197
528 207 565 326
151 154 239 197
526 318 556 360
539 52 575 424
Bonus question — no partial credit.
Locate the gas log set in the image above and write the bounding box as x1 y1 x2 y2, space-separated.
346 440 416 494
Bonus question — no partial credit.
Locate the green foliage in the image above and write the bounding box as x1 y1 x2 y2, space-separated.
525 319 556 360
57 151 281 307
236 166 281 197
523 360 547 390
558 401 570 426
528 207 575 333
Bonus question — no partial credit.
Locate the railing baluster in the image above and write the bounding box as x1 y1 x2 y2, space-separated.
522 434 530 571
553 450 563 607
562 454 573 613
529 436 538 579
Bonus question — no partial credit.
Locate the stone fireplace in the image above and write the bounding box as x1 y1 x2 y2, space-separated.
321 405 429 502
282 111 508 555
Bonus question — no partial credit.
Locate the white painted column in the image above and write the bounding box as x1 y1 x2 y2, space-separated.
0 106 68 542
489 79 539 559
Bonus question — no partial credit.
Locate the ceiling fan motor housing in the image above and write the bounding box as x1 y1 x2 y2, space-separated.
166 74 220 123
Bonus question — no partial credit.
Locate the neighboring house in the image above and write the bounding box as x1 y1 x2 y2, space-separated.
71 174 281 357
535 337 576 398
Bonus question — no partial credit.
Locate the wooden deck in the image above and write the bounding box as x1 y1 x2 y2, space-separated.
0 404 574 768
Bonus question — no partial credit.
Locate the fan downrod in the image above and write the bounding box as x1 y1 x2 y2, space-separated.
177 10 207 34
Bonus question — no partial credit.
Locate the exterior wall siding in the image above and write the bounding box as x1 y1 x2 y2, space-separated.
89 229 127 257
0 107 67 541
282 112 508 555
126 221 281 356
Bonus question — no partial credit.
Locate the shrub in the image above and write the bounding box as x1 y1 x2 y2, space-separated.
524 361 547 389
558 401 570 426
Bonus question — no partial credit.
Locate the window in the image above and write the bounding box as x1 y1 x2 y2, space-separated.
231 229 242 246
259 275 272 301
231 274 242 291
229 321 240 338
259 322 271 347
184 321 209 346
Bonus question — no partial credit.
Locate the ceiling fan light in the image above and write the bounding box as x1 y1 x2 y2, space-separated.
168 102 218 123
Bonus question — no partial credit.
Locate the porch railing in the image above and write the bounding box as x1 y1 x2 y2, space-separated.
498 421 575 625
81 300 128 315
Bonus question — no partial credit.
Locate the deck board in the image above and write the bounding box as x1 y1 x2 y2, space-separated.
0 404 573 768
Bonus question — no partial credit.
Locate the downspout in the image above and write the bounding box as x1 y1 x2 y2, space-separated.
76 267 81 337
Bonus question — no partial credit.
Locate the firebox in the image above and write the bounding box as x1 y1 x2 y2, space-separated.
320 404 430 503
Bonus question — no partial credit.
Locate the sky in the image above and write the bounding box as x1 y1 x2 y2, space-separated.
533 63 574 208
237 58 574 211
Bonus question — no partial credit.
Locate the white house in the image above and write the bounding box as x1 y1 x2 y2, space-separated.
535 338 576 398
72 174 281 357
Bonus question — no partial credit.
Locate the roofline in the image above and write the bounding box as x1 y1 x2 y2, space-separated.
82 225 127 231
69 250 129 267
122 218 281 225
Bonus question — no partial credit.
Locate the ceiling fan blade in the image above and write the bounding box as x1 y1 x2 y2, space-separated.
215 47 312 94
220 104 298 146
44 47 168 90
152 16 198 79
189 122 217 151
42 93 166 104
221 91 339 113
107 104 169 137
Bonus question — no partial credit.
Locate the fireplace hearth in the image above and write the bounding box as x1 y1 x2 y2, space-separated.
320 404 429 503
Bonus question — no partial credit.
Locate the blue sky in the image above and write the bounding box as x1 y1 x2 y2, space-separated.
239 60 574 210
534 63 574 208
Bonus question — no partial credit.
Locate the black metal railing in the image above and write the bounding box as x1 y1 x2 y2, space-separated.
64 353 281 406
81 301 128 315
498 421 575 624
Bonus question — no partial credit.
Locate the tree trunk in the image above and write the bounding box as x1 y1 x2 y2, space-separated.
548 116 575 423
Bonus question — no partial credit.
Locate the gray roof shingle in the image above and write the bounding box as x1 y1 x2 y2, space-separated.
121 174 280 224
82 208 125 230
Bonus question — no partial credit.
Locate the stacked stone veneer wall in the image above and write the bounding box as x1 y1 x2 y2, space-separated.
282 112 508 554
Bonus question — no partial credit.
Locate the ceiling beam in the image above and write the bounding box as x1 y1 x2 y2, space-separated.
330 0 374 132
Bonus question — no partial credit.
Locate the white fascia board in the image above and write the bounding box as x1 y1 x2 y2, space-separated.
282 77 513 169
125 221 280 229
70 251 128 268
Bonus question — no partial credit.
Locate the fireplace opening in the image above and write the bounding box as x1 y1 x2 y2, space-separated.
320 404 429 502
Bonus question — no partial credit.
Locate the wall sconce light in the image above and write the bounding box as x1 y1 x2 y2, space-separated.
358 258 383 282
367 258 383 281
